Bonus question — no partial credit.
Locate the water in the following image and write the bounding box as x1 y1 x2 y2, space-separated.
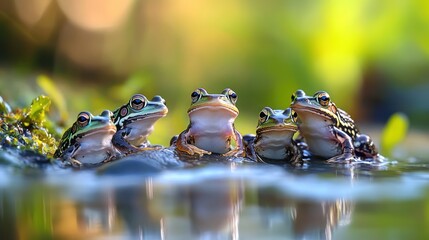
0 155 428 240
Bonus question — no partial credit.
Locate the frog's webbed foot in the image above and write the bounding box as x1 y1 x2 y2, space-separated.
61 144 83 168
175 131 211 157
148 144 163 149
68 159 83 168
326 151 356 164
177 144 211 157
135 142 163 152
123 146 141 155
364 153 387 163
223 148 245 157
139 145 163 152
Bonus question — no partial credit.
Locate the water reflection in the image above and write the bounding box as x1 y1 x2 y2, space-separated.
114 178 164 239
257 187 353 240
4 160 428 239
0 174 354 240
183 177 242 239
52 189 117 239
149 169 243 239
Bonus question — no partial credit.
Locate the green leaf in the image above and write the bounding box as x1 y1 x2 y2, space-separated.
26 95 51 125
37 75 68 122
380 112 409 157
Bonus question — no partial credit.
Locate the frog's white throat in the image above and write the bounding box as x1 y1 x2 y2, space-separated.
123 116 163 144
187 107 238 154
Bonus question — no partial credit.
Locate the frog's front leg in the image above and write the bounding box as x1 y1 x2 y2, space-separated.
136 140 163 151
223 129 245 157
287 141 303 165
242 134 257 161
327 126 356 163
112 128 140 154
175 130 211 157
61 143 83 168
353 134 382 161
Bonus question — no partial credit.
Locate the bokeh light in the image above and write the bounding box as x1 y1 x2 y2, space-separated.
0 0 428 146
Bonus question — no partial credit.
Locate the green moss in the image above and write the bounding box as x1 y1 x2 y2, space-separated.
0 95 59 157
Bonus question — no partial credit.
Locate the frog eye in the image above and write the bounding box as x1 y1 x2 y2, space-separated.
77 112 91 127
291 110 298 122
191 88 206 103
100 110 113 118
152 95 166 105
291 89 306 101
316 92 331 106
130 94 147 110
259 108 270 123
222 88 238 104
283 108 291 117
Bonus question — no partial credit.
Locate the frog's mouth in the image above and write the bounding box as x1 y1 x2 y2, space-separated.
76 124 117 138
257 124 297 135
188 105 239 118
128 111 168 122
291 104 335 121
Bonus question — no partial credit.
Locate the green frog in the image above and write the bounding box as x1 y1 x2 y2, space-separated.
174 88 244 157
243 107 302 165
290 90 380 162
54 110 118 167
112 94 168 154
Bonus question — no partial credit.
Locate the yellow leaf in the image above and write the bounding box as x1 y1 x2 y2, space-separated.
380 112 409 157
37 75 68 122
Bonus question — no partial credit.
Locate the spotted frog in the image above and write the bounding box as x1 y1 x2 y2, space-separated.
112 94 168 154
290 90 380 162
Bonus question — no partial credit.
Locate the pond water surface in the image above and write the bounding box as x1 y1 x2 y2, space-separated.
0 152 428 240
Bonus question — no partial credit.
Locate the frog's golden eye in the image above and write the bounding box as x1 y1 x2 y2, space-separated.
259 108 269 123
77 112 91 127
317 92 330 106
130 94 147 110
223 88 238 104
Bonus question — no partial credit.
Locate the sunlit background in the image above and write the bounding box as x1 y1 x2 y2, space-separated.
2 2 429 239
1 0 428 146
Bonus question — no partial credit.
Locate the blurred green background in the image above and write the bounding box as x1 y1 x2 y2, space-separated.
0 0 428 146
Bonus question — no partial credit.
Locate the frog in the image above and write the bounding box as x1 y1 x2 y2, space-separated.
112 94 168 154
54 110 118 167
290 90 380 163
243 107 302 165
173 88 244 157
